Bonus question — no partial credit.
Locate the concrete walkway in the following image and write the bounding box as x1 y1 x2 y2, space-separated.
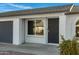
0 43 59 55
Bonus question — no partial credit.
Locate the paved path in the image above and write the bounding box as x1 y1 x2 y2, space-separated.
0 43 59 55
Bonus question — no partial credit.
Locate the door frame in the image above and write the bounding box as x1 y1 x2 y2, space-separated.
47 17 59 45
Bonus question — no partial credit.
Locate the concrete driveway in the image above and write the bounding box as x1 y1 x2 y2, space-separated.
0 43 59 55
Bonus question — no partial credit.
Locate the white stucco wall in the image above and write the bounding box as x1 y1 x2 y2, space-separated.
17 13 66 44
0 12 67 45
0 17 24 45
13 18 24 45
59 15 66 42
66 14 79 40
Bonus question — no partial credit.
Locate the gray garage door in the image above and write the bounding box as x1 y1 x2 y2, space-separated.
0 21 13 43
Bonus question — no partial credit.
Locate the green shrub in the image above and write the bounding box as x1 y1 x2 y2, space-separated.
59 36 78 55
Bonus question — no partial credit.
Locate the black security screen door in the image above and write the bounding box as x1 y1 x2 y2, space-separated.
48 18 59 43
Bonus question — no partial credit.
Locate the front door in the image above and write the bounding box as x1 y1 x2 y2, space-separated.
48 18 59 43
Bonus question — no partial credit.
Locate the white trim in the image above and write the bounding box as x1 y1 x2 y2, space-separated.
69 4 74 12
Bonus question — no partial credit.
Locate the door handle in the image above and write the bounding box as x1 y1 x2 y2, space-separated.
48 30 49 32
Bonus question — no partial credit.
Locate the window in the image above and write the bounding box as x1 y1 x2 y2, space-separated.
76 20 79 37
28 20 44 35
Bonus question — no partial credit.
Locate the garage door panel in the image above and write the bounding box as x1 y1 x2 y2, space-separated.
0 21 13 43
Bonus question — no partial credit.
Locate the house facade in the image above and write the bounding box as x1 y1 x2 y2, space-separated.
0 4 79 45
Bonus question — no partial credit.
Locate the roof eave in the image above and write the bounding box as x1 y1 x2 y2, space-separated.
65 12 79 15
0 10 66 17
